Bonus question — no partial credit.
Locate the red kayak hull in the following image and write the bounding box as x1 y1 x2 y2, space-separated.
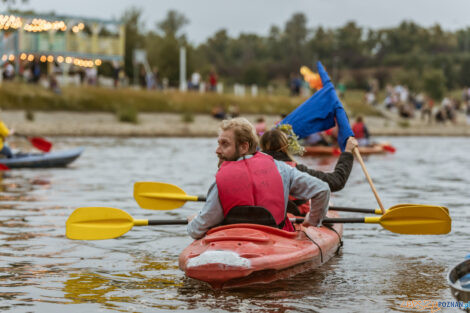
179 212 343 289
303 143 395 157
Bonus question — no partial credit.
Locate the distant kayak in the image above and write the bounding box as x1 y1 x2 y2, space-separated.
303 142 396 157
0 147 84 168
179 211 342 289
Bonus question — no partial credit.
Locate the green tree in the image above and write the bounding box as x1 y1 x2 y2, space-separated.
423 68 446 101
280 13 309 73
459 58 470 87
122 7 145 81
335 21 365 67
156 10 189 38
147 10 190 86
308 27 335 64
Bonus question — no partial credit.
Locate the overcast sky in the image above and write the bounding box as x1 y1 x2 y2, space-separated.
5 0 470 44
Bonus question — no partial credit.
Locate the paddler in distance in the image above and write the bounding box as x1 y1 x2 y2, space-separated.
187 117 330 239
0 120 14 158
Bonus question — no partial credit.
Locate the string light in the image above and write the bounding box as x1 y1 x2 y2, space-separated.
24 18 67 32
0 15 87 33
0 15 22 30
0 15 109 69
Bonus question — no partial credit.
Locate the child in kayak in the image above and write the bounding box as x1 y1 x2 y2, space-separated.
260 128 357 215
187 117 330 239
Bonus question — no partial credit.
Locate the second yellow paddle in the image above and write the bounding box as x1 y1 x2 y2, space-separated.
134 182 206 210
134 182 450 216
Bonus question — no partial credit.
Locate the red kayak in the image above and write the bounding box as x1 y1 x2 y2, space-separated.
303 143 396 157
179 211 342 289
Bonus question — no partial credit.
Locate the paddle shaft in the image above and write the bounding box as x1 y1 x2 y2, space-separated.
14 133 52 152
148 219 188 225
66 205 450 240
144 217 373 226
353 147 386 214
330 206 380 214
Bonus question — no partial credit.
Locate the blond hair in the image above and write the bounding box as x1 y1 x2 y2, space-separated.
220 117 259 154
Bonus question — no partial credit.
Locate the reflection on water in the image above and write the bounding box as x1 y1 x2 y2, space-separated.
0 136 466 312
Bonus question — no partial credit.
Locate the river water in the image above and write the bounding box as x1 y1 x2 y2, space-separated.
0 136 468 313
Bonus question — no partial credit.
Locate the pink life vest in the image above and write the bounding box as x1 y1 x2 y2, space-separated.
285 161 311 215
216 152 293 232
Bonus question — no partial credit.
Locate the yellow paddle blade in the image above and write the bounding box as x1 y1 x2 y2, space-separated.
369 206 451 235
387 203 449 215
66 207 138 240
134 182 198 210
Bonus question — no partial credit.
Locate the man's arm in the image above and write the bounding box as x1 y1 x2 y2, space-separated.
276 161 330 226
187 182 225 239
295 152 353 192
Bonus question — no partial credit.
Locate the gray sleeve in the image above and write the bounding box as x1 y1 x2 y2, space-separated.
276 160 330 226
187 182 225 239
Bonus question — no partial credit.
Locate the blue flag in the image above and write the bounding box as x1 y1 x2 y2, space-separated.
280 61 354 152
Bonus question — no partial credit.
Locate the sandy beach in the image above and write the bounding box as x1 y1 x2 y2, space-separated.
2 110 470 137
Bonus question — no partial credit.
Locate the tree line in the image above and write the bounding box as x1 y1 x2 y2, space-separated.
121 8 470 97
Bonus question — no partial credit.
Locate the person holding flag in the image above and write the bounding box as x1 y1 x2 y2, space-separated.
279 61 355 152
258 61 358 215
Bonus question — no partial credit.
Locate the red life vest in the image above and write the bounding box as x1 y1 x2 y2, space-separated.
216 152 293 232
352 122 365 139
285 161 311 215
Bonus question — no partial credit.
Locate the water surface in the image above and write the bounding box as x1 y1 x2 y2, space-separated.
0 136 467 312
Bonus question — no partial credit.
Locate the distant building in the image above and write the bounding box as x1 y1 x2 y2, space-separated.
0 12 124 78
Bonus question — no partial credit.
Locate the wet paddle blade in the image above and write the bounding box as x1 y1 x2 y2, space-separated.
377 206 451 235
30 137 52 152
66 207 135 240
134 182 198 210
387 204 449 215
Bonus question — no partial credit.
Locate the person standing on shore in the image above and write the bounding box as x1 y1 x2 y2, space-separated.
209 69 218 92
187 117 330 239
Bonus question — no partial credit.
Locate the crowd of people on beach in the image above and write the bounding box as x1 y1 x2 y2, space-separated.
363 82 470 125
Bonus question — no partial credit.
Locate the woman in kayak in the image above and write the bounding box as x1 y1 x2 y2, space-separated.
260 128 357 215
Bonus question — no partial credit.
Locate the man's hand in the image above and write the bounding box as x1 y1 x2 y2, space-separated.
302 212 314 227
345 137 358 153
187 213 197 223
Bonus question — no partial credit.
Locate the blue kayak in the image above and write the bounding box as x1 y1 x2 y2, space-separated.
0 147 84 168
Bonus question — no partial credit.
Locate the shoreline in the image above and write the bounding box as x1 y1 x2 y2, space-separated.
2 110 470 137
